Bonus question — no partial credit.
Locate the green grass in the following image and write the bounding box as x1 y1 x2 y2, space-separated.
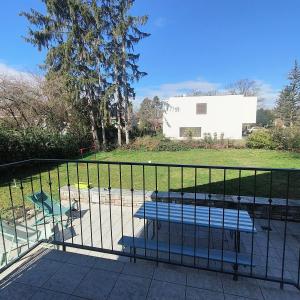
1 149 300 217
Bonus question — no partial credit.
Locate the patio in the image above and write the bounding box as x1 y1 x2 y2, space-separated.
0 245 300 300
1 160 300 299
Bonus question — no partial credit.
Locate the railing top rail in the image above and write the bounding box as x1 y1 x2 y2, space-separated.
0 158 298 173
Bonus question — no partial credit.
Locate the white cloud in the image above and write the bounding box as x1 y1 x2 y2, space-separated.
136 77 220 101
0 62 37 82
255 80 279 108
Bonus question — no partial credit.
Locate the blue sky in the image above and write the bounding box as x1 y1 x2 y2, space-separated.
1 0 300 107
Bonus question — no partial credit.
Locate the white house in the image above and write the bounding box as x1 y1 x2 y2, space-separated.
163 95 257 140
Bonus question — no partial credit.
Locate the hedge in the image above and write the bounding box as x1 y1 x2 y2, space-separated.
0 126 92 164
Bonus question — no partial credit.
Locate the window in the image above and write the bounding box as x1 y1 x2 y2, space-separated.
179 127 201 138
196 103 207 114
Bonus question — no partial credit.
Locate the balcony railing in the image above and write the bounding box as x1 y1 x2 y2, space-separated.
0 158 300 290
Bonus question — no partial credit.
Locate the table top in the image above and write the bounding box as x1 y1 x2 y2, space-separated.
134 202 256 233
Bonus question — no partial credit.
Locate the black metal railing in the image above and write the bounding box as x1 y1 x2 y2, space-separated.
0 158 300 290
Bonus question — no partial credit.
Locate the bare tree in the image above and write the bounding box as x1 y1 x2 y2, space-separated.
226 79 261 96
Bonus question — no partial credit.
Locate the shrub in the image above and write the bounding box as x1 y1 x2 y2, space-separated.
123 135 245 152
246 130 277 149
0 126 92 164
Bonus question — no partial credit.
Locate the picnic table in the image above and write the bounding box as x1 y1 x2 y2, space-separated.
134 201 256 252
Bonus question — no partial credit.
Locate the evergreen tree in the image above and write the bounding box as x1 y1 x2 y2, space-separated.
275 61 300 127
107 0 149 145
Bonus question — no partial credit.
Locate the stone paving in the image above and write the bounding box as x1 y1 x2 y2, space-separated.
1 200 300 299
0 246 300 300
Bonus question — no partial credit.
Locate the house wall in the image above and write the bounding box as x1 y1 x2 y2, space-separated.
163 95 257 140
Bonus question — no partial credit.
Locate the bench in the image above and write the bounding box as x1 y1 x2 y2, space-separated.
119 236 254 267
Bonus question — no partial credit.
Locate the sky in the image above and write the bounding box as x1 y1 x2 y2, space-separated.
1 0 300 108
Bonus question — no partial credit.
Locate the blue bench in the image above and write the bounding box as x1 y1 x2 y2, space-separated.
119 236 254 267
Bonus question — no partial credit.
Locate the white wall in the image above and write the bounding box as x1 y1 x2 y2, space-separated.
163 95 257 140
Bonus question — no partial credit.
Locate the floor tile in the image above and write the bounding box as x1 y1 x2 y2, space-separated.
43 263 90 294
66 252 97 267
14 260 64 287
221 276 263 299
0 282 39 300
260 286 300 300
72 268 119 299
186 287 224 300
122 261 155 278
147 280 186 300
93 257 125 273
153 265 186 285
187 270 223 292
31 288 74 300
108 274 151 300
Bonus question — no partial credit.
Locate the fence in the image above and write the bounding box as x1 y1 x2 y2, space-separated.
0 158 300 290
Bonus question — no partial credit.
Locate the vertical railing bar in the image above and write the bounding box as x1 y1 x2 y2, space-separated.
119 164 124 247
0 206 8 266
76 162 83 246
281 171 290 288
250 170 257 276
97 163 103 248
8 182 20 254
130 165 135 261
86 163 93 247
235 169 242 278
56 164 65 245
265 170 273 278
297 248 300 288
221 169 226 272
193 167 197 267
66 163 74 244
38 162 47 239
207 168 211 268
107 164 113 250
47 168 56 242
19 178 30 249
142 165 146 257
155 165 159 264
181 166 184 265
168 166 171 263
29 174 39 241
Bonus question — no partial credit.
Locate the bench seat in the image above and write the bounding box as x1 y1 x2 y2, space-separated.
119 236 254 267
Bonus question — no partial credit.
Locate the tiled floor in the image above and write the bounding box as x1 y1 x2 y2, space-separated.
0 247 300 300
1 200 300 299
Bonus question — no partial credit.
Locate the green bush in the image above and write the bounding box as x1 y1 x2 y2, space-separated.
123 135 245 152
246 128 300 151
0 126 92 164
246 130 277 149
271 127 300 151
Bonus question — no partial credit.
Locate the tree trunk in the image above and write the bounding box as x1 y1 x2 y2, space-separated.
122 40 130 145
101 119 106 149
87 91 100 150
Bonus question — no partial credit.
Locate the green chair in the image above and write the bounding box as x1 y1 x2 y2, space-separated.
0 220 41 266
26 191 77 227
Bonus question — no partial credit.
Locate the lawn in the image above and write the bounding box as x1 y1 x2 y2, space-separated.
1 148 300 217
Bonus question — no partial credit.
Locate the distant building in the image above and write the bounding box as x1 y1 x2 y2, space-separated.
163 95 257 140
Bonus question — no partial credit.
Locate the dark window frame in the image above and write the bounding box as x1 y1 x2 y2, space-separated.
196 103 207 114
179 127 202 138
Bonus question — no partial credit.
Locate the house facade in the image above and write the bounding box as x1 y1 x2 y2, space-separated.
163 95 257 140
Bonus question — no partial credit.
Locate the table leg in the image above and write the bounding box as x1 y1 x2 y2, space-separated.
234 231 240 252
151 220 156 240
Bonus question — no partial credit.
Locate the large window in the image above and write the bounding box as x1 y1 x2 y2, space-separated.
179 127 201 138
196 103 207 114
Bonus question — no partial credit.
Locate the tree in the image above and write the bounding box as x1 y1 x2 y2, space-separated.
107 0 149 145
138 96 163 133
227 79 261 96
256 108 275 127
275 61 300 127
22 0 148 148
